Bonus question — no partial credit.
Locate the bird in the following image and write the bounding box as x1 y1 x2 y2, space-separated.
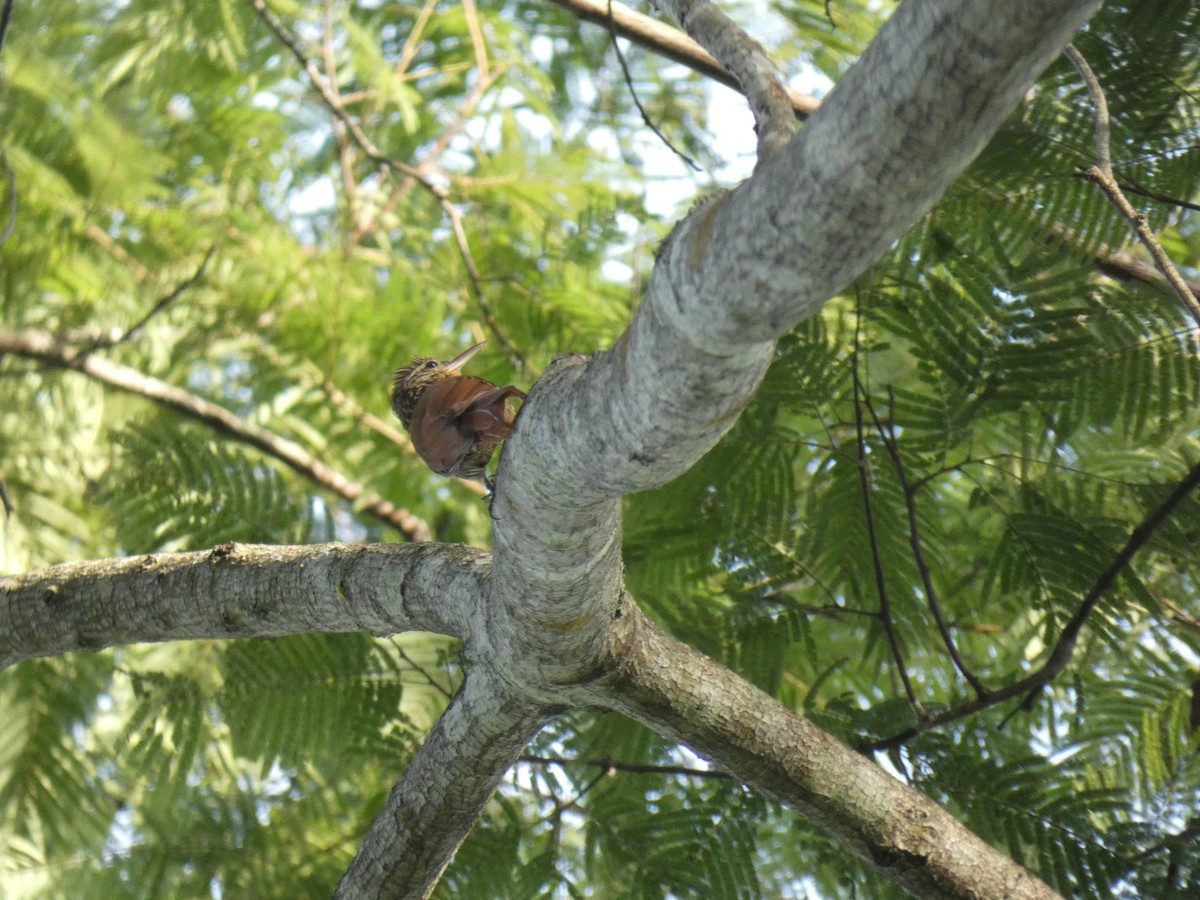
390 341 525 487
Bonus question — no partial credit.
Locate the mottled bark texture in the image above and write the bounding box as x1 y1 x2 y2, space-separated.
1 1 1101 898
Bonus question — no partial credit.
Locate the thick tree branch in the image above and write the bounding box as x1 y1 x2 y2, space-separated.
592 605 1062 900
335 674 553 898
0 326 432 540
0 542 487 668
554 0 1196 305
547 0 819 118
493 0 1102 611
656 0 795 161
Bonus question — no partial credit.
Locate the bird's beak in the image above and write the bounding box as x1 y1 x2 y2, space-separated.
446 340 487 372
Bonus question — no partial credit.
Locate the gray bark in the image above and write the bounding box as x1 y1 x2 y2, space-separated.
1 1 1103 898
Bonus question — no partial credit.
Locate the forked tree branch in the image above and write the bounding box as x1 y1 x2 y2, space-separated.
655 0 796 161
865 455 1200 752
1063 43 1200 327
546 0 819 118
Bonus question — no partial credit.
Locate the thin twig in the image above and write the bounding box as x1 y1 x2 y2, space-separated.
0 148 16 246
321 0 362 243
392 641 456 700
1064 43 1200 328
460 0 490 82
862 389 989 697
656 0 795 163
376 63 507 221
607 0 700 172
1111 173 1200 213
395 0 438 80
0 0 13 56
249 0 529 372
0 326 433 541
851 312 925 719
863 456 1200 752
0 479 12 518
108 246 215 348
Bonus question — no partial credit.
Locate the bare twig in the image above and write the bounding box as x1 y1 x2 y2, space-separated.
864 456 1200 752
0 326 433 542
653 0 796 162
376 63 507 220
395 0 438 80
0 479 12 518
249 0 529 372
392 641 457 700
0 0 13 57
109 247 215 348
1064 43 1200 328
851 313 925 719
863 389 990 697
0 148 16 246
546 0 818 119
607 0 700 172
460 0 490 82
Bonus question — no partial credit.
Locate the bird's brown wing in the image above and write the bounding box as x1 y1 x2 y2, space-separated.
460 384 525 441
411 378 524 475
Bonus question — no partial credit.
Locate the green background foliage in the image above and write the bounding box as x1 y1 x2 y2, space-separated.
1 0 1199 896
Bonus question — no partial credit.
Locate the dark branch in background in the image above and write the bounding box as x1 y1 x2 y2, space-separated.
0 0 13 57
606 0 700 172
1113 172 1200 213
391 641 456 700
547 0 818 119
248 0 530 373
851 313 925 719
78 247 216 352
1063 43 1200 327
864 456 1200 752
0 148 16 246
0 327 433 542
0 479 12 518
655 0 796 163
863 389 990 697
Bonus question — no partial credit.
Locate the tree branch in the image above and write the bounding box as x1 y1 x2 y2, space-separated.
0 327 432 541
335 674 553 899
864 455 1200 752
248 0 529 372
1063 43 1200 327
595 605 1062 900
851 354 924 717
555 0 1195 306
0 542 487 668
546 0 819 119
655 0 796 162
